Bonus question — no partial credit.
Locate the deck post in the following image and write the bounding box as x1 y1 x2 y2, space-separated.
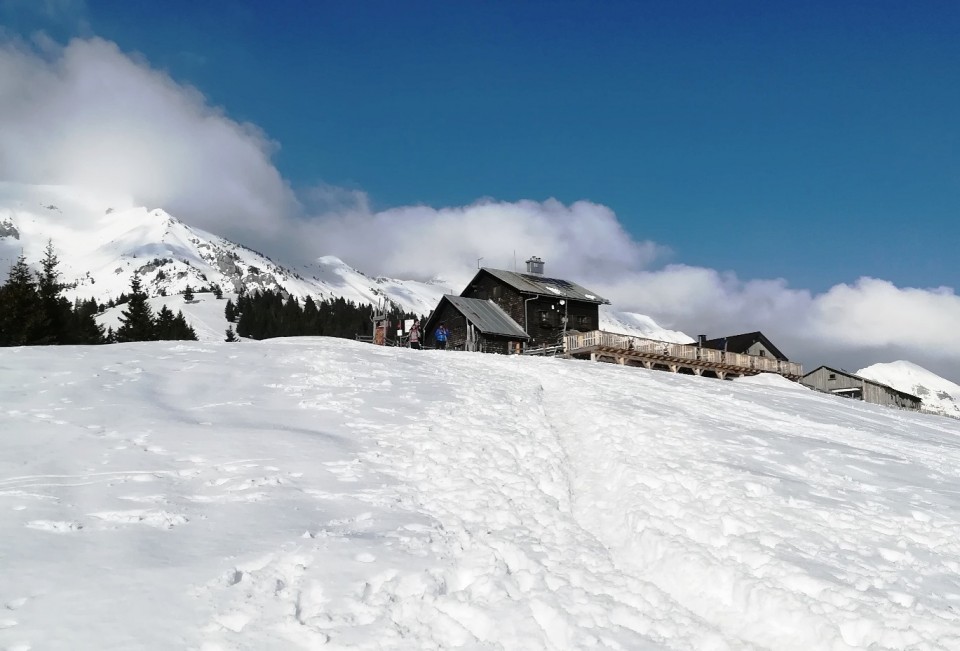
642 360 653 369
693 368 703 376
668 364 679 373
717 370 727 380
617 356 626 365
590 352 598 362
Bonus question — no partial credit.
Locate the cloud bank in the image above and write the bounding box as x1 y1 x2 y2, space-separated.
1 35 958 381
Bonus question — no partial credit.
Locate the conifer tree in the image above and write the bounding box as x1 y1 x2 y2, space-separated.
155 305 176 339
171 311 198 340
225 299 236 322
0 254 42 346
225 326 238 342
183 285 194 302
34 241 72 344
116 275 155 342
212 285 223 300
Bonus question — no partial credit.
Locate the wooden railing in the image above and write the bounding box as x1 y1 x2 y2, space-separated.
563 330 803 377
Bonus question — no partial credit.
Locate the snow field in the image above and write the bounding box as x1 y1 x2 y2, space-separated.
2 338 960 649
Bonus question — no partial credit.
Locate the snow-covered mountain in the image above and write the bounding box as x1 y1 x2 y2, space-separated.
0 182 691 341
858 360 960 418
0 183 448 315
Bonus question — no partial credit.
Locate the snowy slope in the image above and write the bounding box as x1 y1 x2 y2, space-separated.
598 307 694 343
858 360 960 418
96 293 237 342
3 339 960 649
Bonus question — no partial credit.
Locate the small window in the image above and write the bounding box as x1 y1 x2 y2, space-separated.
828 373 836 381
577 315 590 330
492 286 502 299
759 350 766 357
539 310 550 326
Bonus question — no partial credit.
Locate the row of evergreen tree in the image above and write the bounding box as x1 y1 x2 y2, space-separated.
0 243 196 347
227 290 416 342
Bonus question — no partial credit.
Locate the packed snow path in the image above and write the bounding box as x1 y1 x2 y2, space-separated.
2 339 960 650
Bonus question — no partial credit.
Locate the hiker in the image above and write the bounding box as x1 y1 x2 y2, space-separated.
408 320 421 350
434 322 449 350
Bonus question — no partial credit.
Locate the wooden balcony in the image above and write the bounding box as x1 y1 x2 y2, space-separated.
563 330 803 380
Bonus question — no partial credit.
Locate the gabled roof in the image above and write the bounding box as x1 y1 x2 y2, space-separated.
432 295 529 339
802 365 922 401
701 331 789 361
472 268 610 305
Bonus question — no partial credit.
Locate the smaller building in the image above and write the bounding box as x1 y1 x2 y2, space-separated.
801 366 922 410
422 295 530 354
698 331 789 361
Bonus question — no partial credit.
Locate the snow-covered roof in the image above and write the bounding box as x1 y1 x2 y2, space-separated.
475 268 610 304
432 295 529 339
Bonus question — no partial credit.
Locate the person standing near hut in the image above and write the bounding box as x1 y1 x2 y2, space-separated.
408 320 421 350
434 322 449 350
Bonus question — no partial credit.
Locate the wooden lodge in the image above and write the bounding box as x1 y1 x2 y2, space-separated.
423 256 609 351
421 257 802 381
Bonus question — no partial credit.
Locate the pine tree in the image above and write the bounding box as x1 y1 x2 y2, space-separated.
116 275 155 342
34 241 71 344
225 299 236 322
212 285 223 300
183 285 194 302
0 254 42 346
155 305 176 339
171 311 198 340
225 326 238 342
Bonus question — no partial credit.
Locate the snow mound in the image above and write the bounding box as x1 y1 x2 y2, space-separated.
735 372 809 391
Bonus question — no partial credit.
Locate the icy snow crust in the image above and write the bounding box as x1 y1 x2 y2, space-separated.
4 340 960 649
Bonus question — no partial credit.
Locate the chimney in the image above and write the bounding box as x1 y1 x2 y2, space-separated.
698 334 706 347
525 256 544 275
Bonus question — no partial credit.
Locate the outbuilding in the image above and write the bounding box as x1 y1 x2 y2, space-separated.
422 295 530 354
801 365 922 410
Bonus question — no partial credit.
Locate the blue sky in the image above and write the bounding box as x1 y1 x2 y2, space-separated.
6 0 957 294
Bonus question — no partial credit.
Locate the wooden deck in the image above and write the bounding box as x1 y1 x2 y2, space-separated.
563 331 803 380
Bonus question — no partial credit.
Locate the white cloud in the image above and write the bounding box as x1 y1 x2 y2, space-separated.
308 197 666 287
1 35 958 382
0 36 298 247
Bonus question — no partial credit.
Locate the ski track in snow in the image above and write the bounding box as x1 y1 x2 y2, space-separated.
2 339 960 649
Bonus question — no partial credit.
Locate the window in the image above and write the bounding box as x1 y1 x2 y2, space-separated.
828 373 836 381
759 350 766 357
492 286 502 299
577 315 591 330
539 310 550 326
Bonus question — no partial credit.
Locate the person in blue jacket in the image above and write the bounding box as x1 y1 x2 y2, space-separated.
434 322 449 350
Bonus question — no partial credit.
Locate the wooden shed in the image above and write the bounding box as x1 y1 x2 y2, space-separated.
422 295 529 354
801 365 922 410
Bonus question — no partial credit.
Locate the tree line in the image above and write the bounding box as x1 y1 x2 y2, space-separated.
0 243 196 347
226 289 417 342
